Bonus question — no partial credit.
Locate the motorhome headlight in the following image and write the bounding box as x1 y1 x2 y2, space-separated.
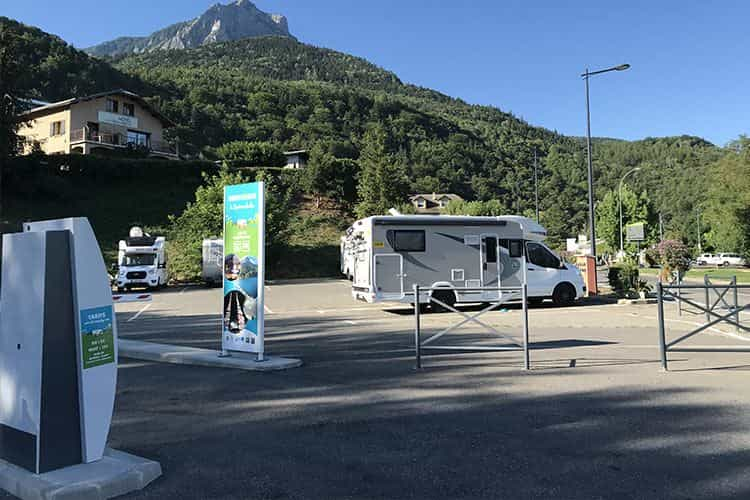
148 269 156 275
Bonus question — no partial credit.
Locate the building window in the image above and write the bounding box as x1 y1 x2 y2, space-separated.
122 103 135 117
106 98 119 113
50 120 65 136
127 130 150 147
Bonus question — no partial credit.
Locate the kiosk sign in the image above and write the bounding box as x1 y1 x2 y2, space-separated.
80 305 115 369
222 182 265 356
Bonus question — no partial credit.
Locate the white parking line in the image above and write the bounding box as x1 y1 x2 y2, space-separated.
127 303 152 322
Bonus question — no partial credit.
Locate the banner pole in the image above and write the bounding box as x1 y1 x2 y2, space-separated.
257 181 265 362
219 184 230 358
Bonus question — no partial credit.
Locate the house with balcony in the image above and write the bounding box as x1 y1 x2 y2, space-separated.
18 90 178 159
409 193 464 214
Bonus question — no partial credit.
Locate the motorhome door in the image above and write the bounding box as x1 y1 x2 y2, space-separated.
374 254 404 299
481 235 500 298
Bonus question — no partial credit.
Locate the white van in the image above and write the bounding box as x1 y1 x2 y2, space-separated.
349 215 585 308
116 227 168 291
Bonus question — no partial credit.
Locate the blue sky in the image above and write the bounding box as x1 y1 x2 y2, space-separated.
5 1 749 146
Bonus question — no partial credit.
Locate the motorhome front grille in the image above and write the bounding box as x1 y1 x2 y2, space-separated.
126 271 147 279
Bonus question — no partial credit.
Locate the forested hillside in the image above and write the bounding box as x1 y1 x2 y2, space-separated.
0 17 149 102
2 16 746 262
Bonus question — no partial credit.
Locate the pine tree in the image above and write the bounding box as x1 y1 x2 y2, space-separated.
355 125 408 218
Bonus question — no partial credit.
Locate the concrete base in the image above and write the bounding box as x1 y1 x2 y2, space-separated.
617 298 658 305
119 339 303 371
0 448 160 500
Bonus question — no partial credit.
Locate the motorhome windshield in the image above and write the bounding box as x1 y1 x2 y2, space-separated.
123 253 156 266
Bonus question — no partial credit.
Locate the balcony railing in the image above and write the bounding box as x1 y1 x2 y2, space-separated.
70 129 177 156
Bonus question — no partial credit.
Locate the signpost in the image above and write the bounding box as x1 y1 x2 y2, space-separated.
626 222 645 242
222 182 266 361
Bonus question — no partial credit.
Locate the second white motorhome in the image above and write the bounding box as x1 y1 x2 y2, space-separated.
202 238 224 286
349 215 585 309
116 227 168 291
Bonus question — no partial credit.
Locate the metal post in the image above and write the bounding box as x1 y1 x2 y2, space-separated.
696 210 702 254
659 213 664 243
704 275 711 324
522 283 530 370
618 180 624 256
584 71 597 267
733 276 739 334
677 270 682 317
657 281 668 371
413 284 421 369
534 149 540 223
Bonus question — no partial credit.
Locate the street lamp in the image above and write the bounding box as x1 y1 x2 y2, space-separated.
618 167 641 256
581 63 630 290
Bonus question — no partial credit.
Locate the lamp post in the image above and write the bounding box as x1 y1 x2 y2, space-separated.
618 167 641 256
533 148 539 223
582 63 630 291
696 209 702 253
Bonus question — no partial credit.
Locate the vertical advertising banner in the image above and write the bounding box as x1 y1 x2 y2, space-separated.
222 182 265 355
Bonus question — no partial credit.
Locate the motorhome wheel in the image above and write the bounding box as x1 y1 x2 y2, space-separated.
552 283 576 306
430 289 456 313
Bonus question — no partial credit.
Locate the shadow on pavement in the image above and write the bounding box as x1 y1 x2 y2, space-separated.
107 308 750 500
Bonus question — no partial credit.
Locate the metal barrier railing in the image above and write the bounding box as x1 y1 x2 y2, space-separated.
657 277 750 371
412 284 530 370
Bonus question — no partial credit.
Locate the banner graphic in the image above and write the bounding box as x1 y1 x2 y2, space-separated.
222 182 265 355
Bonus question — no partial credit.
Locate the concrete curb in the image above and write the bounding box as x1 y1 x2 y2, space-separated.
119 339 303 371
0 448 160 500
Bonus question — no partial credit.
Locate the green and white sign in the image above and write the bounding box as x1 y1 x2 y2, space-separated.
79 305 115 369
222 181 265 358
626 222 646 242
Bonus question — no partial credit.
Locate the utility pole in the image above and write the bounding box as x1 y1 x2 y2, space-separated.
533 149 539 223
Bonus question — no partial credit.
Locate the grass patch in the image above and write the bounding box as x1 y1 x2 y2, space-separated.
275 204 352 279
640 267 750 283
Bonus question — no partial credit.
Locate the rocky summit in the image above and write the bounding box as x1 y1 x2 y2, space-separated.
85 0 292 57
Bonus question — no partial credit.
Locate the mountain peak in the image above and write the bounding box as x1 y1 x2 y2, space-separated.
85 1 292 58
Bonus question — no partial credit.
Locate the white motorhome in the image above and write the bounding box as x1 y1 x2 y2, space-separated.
116 227 168 291
202 238 224 286
350 215 585 309
340 226 360 280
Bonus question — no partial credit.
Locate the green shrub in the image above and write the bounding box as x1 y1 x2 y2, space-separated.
608 260 640 297
166 167 294 282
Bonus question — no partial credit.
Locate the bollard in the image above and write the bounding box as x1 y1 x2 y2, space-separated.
413 284 421 370
657 281 668 371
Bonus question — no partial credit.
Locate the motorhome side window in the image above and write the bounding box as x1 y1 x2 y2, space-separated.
526 242 560 268
500 239 524 258
389 230 426 252
484 237 497 263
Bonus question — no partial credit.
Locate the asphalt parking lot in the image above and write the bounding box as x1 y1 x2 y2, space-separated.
70 281 750 498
